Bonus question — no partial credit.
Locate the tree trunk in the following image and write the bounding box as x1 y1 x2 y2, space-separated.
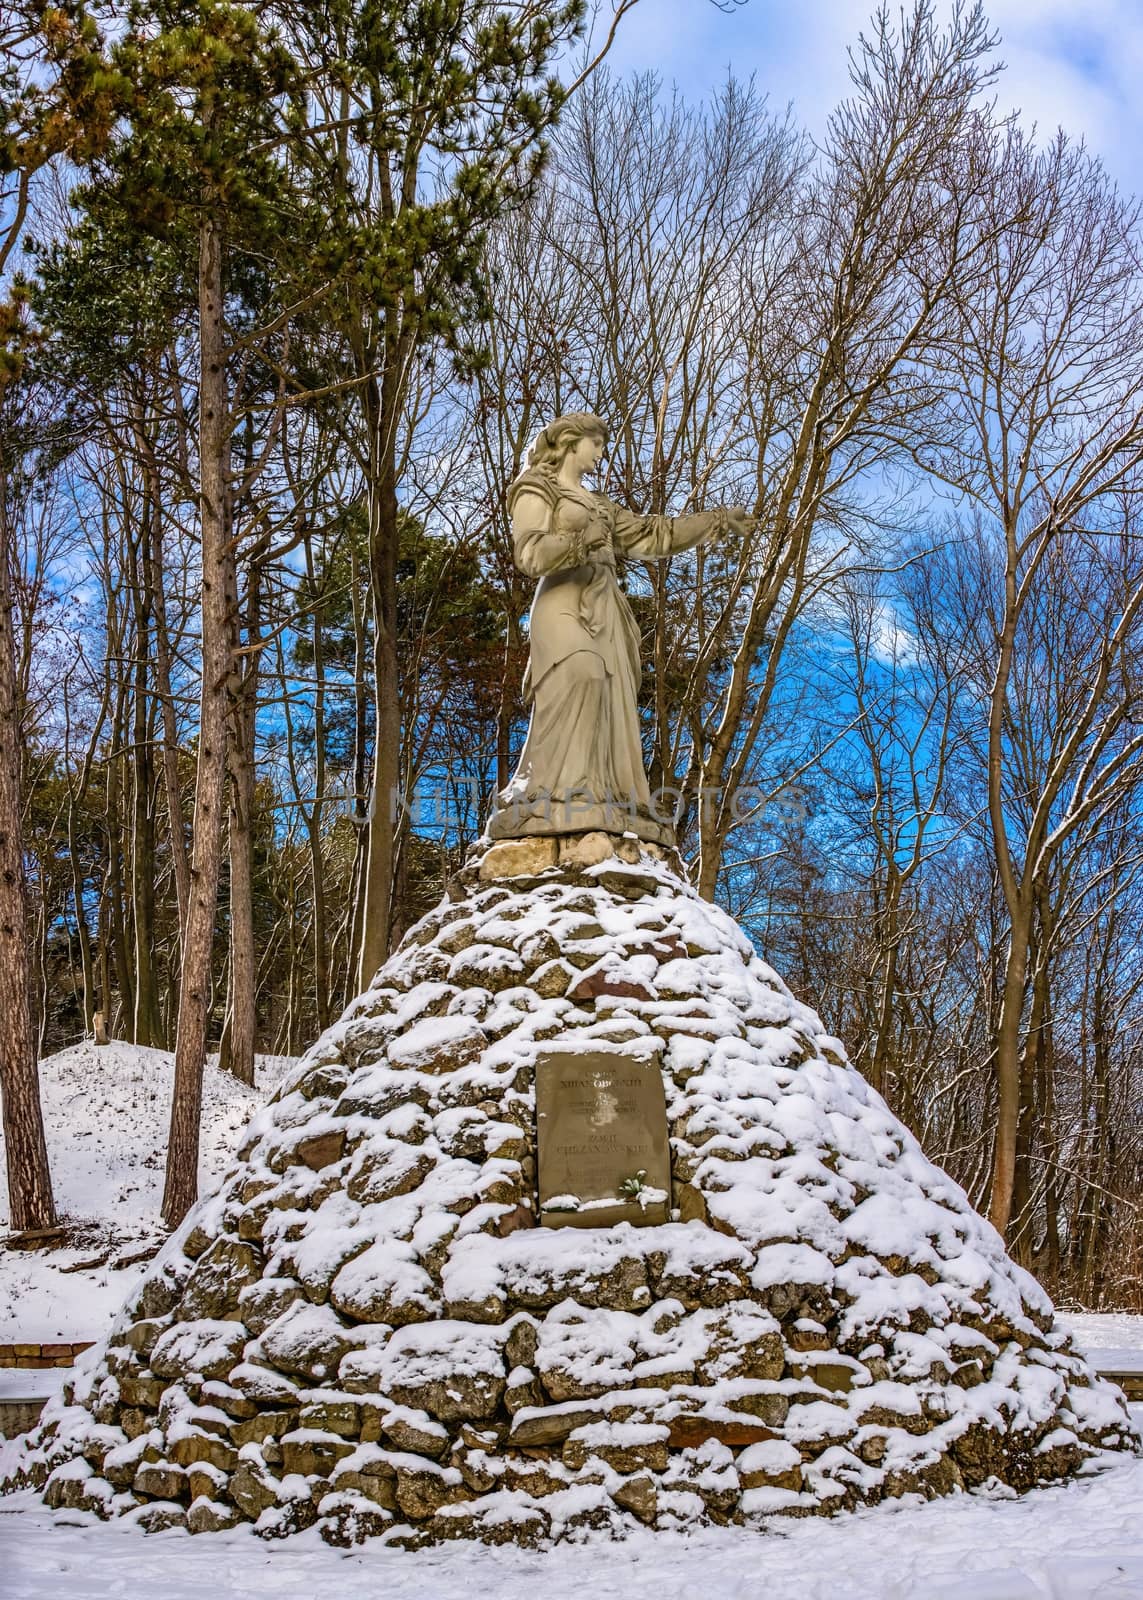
306 543 330 1032
97 872 113 1038
105 712 134 1038
1037 1002 1060 1289
220 775 255 1085
220 566 259 1087
988 910 1030 1239
162 209 235 1227
985 505 1025 1244
128 507 162 1047
149 510 190 939
867 871 901 1102
343 535 369 994
1011 907 1052 1265
0 435 55 1233
67 819 96 1035
356 364 401 991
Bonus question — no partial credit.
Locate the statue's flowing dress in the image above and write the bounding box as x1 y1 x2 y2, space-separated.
488 467 719 845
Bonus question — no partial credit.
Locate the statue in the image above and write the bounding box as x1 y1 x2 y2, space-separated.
487 412 750 846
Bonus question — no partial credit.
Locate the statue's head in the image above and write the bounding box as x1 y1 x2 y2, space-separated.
526 412 608 470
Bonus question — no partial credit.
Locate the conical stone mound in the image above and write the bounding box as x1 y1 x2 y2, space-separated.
6 841 1138 1545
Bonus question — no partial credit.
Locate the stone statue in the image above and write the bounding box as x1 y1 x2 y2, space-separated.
487 412 750 846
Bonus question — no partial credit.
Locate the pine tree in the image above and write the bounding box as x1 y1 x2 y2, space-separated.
278 0 590 987
0 1 116 1234
91 0 301 1224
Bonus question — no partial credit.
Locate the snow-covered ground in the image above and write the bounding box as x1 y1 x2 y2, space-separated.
1063 1315 1143 1376
2 1418 1142 1600
0 1043 293 1342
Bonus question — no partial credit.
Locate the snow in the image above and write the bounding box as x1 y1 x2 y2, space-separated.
0 1043 294 1342
0 1368 69 1402
388 1015 486 1071
1063 1315 1143 1376
1 1423 1142 1599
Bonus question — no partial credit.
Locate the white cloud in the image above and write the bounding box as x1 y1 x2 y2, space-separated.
594 0 1143 192
985 0 1143 186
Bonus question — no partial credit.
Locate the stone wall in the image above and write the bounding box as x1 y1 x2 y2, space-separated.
4 845 1139 1543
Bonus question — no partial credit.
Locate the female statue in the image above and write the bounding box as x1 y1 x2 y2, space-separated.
488 412 750 846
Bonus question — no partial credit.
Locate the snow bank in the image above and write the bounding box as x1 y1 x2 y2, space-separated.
0 1043 293 1341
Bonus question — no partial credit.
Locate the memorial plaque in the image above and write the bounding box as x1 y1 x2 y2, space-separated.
535 1051 670 1228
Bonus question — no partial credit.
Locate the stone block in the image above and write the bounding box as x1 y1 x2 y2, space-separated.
188 1497 241 1533
504 1369 544 1413
122 1320 169 1359
231 1408 298 1448
186 1462 228 1501
379 1411 450 1459
394 1462 469 1519
134 1502 188 1532
229 1460 281 1518
281 1430 355 1478
558 832 616 869
201 1381 257 1421
169 1432 238 1473
502 1457 567 1497
295 1129 346 1172
509 1405 606 1447
563 1421 669 1474
788 1359 858 1393
346 1147 434 1207
530 958 576 998
428 1500 550 1547
293 1061 349 1102
120 1408 150 1440
612 1472 657 1523
119 1373 165 1410
133 1460 186 1499
437 922 476 957
478 839 558 881
666 1414 778 1450
332 1469 397 1510
675 1182 709 1225
299 1399 362 1437
179 1237 263 1322
737 1438 803 1491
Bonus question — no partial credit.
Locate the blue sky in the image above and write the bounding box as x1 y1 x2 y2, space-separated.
593 0 1143 194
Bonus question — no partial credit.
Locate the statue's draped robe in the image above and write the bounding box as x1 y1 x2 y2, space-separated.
488 469 718 845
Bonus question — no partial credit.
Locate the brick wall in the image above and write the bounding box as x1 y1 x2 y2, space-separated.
0 1340 93 1369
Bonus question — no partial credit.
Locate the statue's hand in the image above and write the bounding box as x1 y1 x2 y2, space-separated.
722 505 753 539
587 538 616 570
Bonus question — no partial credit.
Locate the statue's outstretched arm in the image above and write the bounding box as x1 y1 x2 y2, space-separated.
612 503 748 560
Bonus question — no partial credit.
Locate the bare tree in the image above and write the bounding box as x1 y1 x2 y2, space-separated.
826 571 964 1101
481 6 1002 898
915 120 1143 1239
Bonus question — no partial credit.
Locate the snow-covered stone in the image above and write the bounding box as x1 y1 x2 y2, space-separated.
4 843 1138 1545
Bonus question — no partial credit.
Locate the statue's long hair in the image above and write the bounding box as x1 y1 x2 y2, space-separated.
512 412 609 492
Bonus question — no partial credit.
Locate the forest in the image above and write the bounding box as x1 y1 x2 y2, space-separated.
2 0 1142 1308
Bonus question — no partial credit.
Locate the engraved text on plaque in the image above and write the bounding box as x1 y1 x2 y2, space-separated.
535 1051 670 1229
